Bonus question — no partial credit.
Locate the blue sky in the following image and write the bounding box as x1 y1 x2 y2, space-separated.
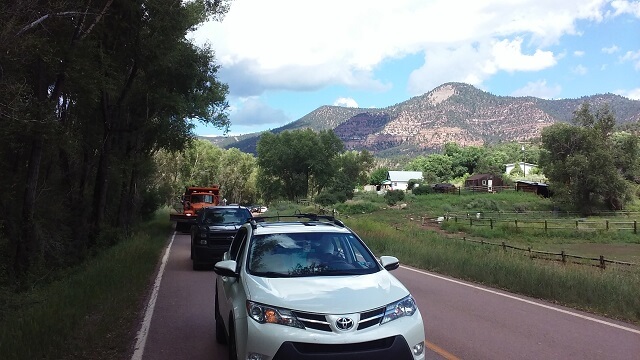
189 0 640 137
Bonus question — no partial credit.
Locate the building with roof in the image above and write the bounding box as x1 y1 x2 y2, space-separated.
386 171 423 191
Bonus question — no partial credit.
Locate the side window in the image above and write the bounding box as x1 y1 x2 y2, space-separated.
229 227 248 261
482 179 487 185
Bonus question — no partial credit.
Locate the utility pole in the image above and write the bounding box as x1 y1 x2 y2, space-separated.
521 145 526 176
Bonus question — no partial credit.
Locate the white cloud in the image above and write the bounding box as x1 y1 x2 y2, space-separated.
407 38 556 95
333 97 359 108
230 97 290 127
573 50 585 57
610 0 640 17
626 88 640 100
572 64 588 75
620 50 640 70
190 0 610 96
602 45 620 54
511 80 562 99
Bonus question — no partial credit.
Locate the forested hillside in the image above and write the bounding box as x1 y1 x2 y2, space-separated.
205 82 640 157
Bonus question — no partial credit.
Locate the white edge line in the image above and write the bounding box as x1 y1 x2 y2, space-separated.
401 265 640 335
131 231 176 360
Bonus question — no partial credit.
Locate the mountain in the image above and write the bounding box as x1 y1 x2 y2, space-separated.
201 82 640 157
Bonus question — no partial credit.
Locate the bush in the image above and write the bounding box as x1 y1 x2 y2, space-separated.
384 190 405 206
412 185 432 195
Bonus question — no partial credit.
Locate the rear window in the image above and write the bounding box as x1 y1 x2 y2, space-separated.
204 209 251 225
247 231 380 277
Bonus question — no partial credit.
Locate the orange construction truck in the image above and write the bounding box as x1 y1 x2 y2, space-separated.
170 185 221 232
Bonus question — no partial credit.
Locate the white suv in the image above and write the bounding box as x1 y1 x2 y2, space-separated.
214 214 425 360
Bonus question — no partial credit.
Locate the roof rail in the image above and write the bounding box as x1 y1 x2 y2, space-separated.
250 213 345 227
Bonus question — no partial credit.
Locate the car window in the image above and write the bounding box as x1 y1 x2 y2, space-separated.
204 209 251 225
247 232 380 277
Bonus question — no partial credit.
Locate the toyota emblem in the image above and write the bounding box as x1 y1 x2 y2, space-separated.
335 317 354 331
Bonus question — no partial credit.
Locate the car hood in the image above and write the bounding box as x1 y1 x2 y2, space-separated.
244 271 409 314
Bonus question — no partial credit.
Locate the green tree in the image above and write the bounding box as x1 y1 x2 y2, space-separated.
405 154 453 183
0 0 232 278
444 143 485 177
369 167 390 185
256 129 344 201
539 103 635 213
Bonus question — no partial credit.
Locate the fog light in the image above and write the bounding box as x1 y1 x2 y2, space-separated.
412 341 424 356
247 352 270 360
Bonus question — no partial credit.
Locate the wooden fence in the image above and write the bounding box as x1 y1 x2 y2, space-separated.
421 217 639 269
454 236 638 269
446 216 639 234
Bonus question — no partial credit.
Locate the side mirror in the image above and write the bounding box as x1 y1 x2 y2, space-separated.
379 256 400 271
214 260 239 278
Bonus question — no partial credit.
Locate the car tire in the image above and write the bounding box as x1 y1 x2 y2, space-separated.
215 288 227 344
228 315 238 360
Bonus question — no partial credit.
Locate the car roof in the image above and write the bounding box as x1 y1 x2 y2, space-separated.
247 214 351 235
252 222 352 236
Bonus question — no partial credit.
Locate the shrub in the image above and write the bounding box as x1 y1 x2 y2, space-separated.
384 190 405 206
412 185 432 196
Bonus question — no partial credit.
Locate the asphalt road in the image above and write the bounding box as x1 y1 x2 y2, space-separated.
132 231 640 360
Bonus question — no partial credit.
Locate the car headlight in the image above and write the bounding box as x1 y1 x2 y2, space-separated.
246 301 304 329
381 295 417 324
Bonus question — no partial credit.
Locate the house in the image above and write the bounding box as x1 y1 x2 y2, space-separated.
386 171 423 191
515 180 550 198
464 174 504 191
505 162 537 176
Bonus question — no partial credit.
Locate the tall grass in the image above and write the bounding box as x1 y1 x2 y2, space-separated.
346 216 640 325
0 209 172 360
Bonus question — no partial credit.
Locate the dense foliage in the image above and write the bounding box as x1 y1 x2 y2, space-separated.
0 0 232 283
539 103 640 214
154 140 258 206
256 129 357 201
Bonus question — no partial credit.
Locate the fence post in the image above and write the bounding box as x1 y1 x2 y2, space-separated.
576 220 579 230
599 255 606 269
606 220 609 231
545 220 548 233
470 218 473 227
455 216 458 223
528 246 532 258
490 218 493 229
635 221 637 235
515 219 518 230
501 241 506 251
561 250 566 263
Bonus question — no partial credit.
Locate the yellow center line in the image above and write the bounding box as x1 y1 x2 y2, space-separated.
426 340 461 360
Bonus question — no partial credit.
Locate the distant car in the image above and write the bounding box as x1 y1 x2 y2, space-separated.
190 206 252 270
214 214 425 360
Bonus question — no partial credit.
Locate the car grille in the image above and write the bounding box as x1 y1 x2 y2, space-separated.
205 231 235 247
291 307 385 332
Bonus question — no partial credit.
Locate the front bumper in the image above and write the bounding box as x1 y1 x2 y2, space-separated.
236 308 425 360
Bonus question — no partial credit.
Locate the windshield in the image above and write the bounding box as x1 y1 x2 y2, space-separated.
203 209 250 225
190 194 214 203
247 232 380 277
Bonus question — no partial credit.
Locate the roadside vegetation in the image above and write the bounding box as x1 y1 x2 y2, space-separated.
0 210 171 360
